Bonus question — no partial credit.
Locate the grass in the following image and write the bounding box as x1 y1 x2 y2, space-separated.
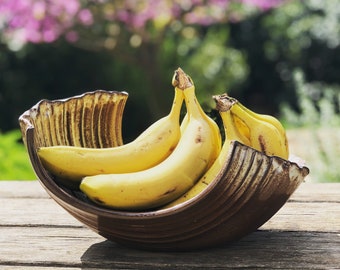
286 127 340 183
281 70 340 183
0 130 36 180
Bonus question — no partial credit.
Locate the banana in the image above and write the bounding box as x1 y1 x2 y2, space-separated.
236 101 288 143
163 94 247 208
228 95 289 159
37 86 184 182
180 113 189 134
80 68 221 210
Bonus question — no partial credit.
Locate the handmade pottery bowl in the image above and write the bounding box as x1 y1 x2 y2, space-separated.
19 90 309 251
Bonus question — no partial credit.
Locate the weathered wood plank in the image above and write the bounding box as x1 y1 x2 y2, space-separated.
1 181 339 269
260 202 340 232
1 196 339 232
0 267 81 270
1 181 339 202
0 181 48 198
82 231 339 270
0 197 83 227
0 264 82 270
0 226 339 269
289 182 340 202
0 227 100 268
1 182 339 231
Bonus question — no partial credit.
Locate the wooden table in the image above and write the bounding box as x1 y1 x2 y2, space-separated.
0 181 339 269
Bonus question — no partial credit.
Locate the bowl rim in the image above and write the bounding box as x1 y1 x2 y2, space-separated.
18 90 129 145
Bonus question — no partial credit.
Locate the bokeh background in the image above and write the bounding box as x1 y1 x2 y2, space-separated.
0 0 339 182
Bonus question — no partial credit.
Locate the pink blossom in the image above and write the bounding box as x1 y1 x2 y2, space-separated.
65 30 79 42
0 0 286 47
78 9 93 25
241 0 285 10
0 0 92 44
183 0 230 25
109 0 283 29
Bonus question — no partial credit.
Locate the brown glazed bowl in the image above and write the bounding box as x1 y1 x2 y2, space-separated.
19 90 309 251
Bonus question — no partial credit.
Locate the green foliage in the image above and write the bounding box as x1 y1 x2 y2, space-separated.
172 26 249 109
228 0 340 113
282 70 340 182
263 0 340 58
281 70 340 128
0 130 36 180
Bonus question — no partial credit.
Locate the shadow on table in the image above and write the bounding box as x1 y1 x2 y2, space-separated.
80 230 332 269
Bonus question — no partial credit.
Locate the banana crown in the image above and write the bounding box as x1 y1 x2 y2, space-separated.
172 67 194 90
213 93 237 112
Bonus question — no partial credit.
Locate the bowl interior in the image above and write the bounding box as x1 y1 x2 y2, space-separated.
19 90 128 149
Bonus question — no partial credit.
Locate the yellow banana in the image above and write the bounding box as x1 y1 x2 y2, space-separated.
180 113 189 134
37 87 184 182
231 113 251 143
236 101 288 141
164 94 247 208
228 95 289 159
80 68 221 210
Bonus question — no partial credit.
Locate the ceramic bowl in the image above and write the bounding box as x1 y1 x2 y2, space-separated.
19 90 309 251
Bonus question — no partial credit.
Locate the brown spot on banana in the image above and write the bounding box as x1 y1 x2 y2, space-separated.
195 135 202 143
162 187 177 196
195 126 203 143
169 145 176 152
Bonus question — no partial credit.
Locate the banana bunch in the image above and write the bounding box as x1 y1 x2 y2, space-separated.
164 93 289 208
38 68 289 211
80 68 221 210
163 95 246 208
228 95 289 159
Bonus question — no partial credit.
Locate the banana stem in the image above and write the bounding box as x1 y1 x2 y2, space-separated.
168 88 184 121
182 87 203 119
213 94 249 145
172 67 207 121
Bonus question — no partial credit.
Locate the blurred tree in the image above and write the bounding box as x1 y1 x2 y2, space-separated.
0 0 285 130
229 0 340 114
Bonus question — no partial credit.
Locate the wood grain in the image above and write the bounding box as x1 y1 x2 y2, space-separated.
0 181 339 269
